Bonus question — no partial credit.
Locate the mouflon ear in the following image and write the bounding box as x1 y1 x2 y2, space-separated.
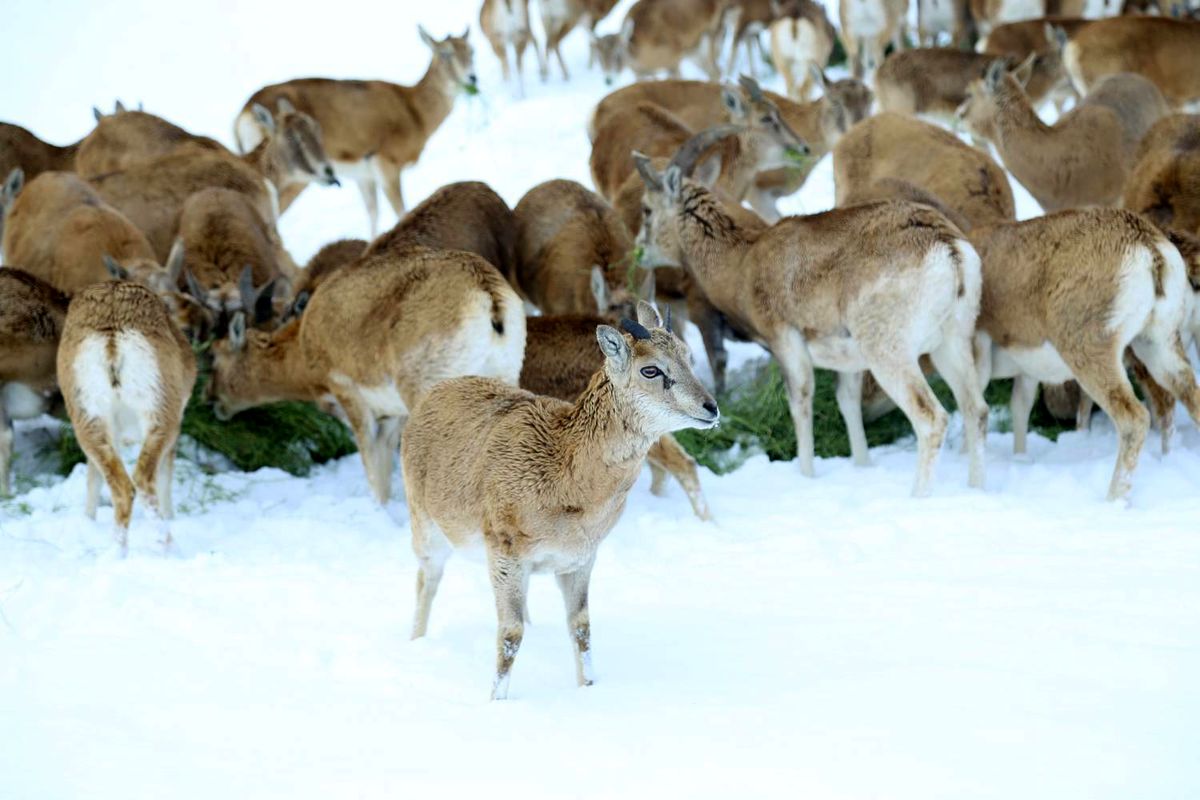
596 324 632 371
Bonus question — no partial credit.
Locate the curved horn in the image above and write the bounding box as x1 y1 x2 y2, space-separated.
669 125 743 178
619 317 652 341
738 74 764 101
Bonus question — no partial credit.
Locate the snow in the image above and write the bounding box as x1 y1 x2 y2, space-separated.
3 2 1200 798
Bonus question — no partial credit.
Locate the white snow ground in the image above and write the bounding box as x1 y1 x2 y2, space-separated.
2 2 1199 798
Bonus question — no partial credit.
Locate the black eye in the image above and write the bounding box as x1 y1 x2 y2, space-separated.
640 366 661 379
643 206 651 217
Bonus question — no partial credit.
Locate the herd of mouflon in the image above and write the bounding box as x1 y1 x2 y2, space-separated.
3 0 1200 698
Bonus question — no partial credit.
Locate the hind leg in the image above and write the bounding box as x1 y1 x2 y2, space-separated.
771 329 817 477
409 507 453 639
835 371 870 467
76 418 134 552
865 354 949 497
1128 356 1174 454
132 424 177 548
1069 350 1149 502
1131 331 1200 433
930 332 989 489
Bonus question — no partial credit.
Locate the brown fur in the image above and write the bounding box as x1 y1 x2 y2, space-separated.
1 172 180 295
294 238 369 300
0 268 70 495
175 187 298 324
401 302 716 697
959 68 1168 211
636 162 989 496
613 0 727 80
538 0 621 80
77 108 336 213
1123 114 1200 235
0 122 77 187
877 48 1067 117
834 112 1015 231
520 312 710 518
512 180 635 314
980 15 1092 56
590 79 812 221
481 0 544 89
1064 17 1200 108
767 0 836 99
364 181 516 277
90 148 275 262
970 0 1052 38
839 0 907 80
235 29 475 235
56 281 196 550
208 247 526 505
591 78 872 220
969 208 1200 500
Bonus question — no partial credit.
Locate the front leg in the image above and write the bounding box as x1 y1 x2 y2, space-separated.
487 547 530 701
772 329 817 477
557 557 597 688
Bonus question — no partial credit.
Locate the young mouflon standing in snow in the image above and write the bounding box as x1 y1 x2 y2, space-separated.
400 302 718 699
56 281 196 554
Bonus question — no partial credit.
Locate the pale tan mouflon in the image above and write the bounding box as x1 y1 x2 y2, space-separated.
235 27 477 236
512 179 635 315
958 64 1168 212
89 148 277 264
1 170 182 296
480 0 547 94
363 180 516 276
969 208 1200 501
723 0 784 81
1063 16 1200 109
767 0 836 99
537 0 621 81
969 0 1049 40
521 312 712 519
635 153 989 496
0 122 77 200
1123 114 1200 236
838 0 906 82
173 187 298 331
876 48 1067 120
590 76 809 207
401 301 717 699
597 0 726 83
0 268 70 496
833 112 1016 232
56 281 197 554
76 106 338 214
208 246 526 505
590 75 873 220
915 0 971 47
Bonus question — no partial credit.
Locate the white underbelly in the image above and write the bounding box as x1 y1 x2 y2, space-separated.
775 20 825 57
845 0 891 37
807 334 869 371
995 0 1043 23
2 383 49 421
352 379 409 417
993 342 1075 384
919 0 957 29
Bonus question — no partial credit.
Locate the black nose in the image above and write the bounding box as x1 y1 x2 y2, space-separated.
702 400 718 416
468 73 478 85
